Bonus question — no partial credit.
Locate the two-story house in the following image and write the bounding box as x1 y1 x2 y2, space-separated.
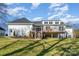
8 18 73 39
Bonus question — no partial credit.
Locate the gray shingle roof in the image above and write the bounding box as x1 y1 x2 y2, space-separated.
32 21 42 24
9 18 32 23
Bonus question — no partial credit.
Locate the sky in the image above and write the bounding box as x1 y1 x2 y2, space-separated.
4 3 79 23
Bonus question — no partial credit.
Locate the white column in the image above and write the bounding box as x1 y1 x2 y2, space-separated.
58 34 60 38
51 34 53 38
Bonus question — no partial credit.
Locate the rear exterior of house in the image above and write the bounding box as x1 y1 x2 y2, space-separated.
8 18 73 39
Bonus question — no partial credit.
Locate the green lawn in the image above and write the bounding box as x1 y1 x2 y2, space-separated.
0 37 79 56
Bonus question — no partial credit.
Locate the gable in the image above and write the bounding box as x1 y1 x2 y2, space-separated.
9 18 32 23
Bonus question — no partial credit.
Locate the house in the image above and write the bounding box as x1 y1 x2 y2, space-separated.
0 27 5 36
8 18 73 39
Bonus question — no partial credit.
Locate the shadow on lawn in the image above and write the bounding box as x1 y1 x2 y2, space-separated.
3 38 78 56
51 41 79 56
60 45 79 56
3 40 42 56
0 40 19 50
18 40 46 55
10 39 55 56
17 39 60 56
37 39 64 56
60 45 72 56
4 39 64 56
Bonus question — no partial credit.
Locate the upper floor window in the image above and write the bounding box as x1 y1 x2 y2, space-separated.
49 22 52 24
55 21 59 24
44 21 48 24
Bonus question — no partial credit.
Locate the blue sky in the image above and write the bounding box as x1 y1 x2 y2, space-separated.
5 3 79 23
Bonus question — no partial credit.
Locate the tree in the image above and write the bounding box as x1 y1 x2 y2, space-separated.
0 3 7 30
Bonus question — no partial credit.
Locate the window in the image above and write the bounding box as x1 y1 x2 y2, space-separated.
36 27 41 31
55 21 59 24
44 22 48 24
49 22 52 24
59 26 64 31
10 29 12 32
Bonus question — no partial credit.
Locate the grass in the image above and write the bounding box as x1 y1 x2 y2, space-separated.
0 37 79 56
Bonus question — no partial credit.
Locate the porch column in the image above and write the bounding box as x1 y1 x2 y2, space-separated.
58 34 60 38
34 27 36 39
41 27 43 39
35 31 36 39
43 33 45 38
51 34 53 38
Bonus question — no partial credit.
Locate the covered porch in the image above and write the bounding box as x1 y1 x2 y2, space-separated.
29 31 66 39
29 25 67 39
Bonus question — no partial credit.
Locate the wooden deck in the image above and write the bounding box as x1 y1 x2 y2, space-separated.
29 31 66 39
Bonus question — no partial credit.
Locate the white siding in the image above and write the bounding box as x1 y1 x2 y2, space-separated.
8 24 33 37
43 26 59 32
65 28 73 38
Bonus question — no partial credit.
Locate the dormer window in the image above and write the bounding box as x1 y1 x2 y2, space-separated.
55 21 59 24
49 22 52 24
44 21 48 24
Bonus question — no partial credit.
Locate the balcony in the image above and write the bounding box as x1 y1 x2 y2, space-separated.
31 28 65 33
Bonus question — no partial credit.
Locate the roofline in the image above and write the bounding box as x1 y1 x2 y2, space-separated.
8 22 65 26
32 20 61 22
42 20 61 21
34 24 65 26
8 23 34 25
8 20 62 24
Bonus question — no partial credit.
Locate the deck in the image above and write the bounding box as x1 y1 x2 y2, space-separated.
30 30 66 39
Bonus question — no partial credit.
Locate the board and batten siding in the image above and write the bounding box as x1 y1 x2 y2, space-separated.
8 24 33 37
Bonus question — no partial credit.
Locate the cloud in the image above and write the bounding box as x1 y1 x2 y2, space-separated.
48 15 57 20
5 3 14 5
48 3 79 23
31 3 40 9
48 3 65 16
7 7 28 16
32 17 43 21
48 4 69 20
48 4 68 19
49 3 64 9
60 14 79 23
54 4 68 13
0 8 6 13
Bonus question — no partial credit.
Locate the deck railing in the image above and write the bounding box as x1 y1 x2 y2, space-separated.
31 29 65 33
